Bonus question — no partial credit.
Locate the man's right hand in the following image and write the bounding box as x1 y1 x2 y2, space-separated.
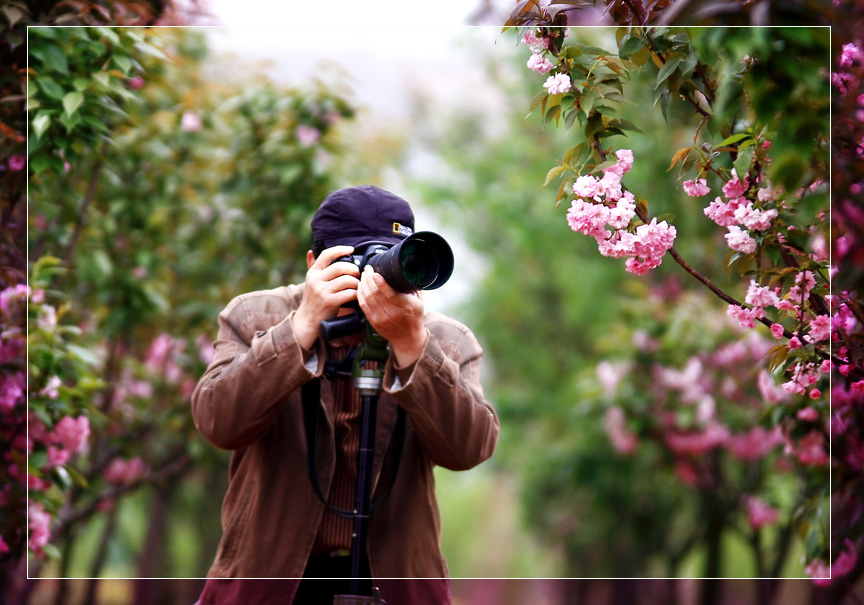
292 246 360 350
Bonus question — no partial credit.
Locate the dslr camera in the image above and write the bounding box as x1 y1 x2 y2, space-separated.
320 231 454 341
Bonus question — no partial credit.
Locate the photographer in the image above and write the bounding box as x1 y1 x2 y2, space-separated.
191 185 499 605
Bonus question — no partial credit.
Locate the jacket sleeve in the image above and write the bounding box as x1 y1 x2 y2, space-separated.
191 289 324 450
383 314 499 471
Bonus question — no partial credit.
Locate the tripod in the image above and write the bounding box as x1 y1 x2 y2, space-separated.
343 320 388 601
307 313 392 605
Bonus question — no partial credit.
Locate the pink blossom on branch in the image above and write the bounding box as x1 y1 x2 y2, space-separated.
543 73 572 95
49 415 90 454
103 457 149 485
807 539 858 586
527 51 554 74
722 169 749 198
603 406 638 455
743 495 779 529
683 178 710 196
725 225 757 253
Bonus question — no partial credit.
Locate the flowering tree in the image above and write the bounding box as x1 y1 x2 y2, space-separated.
3 17 360 601
503 1 861 598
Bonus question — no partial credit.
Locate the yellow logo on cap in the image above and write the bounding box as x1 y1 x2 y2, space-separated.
393 222 413 236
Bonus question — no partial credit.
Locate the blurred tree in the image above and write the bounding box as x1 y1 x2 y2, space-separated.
9 24 361 605
415 24 839 604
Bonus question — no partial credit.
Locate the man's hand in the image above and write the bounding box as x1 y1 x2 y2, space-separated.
357 265 427 367
293 246 360 350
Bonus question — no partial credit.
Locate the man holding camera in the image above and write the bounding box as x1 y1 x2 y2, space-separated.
192 185 499 605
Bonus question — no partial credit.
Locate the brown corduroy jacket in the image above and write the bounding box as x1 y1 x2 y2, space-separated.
191 284 499 603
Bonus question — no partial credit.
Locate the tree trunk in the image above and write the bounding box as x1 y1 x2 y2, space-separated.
83 505 120 605
133 483 174 605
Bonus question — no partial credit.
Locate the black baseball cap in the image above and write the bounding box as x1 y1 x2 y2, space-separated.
311 185 416 251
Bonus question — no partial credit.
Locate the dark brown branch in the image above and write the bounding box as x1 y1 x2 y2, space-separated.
52 451 191 541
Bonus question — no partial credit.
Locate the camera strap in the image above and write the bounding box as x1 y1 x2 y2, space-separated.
301 376 406 519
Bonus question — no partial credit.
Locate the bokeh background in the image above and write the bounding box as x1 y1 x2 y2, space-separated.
3 1 862 604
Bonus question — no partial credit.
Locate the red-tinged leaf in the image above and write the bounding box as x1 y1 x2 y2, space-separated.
667 146 691 172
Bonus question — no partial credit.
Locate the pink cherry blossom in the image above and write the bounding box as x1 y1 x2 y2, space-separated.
46 446 70 468
806 558 830 585
598 170 623 201
8 154 25 172
664 423 729 456
128 76 145 90
180 111 202 132
614 149 634 173
543 73 572 95
683 178 710 196
572 174 602 199
722 169 749 198
808 315 831 342
727 304 760 329
632 218 676 260
758 370 788 403
725 225 757 253
295 125 320 147
527 51 554 74
28 502 52 553
797 407 820 421
596 230 637 259
566 199 610 238
608 195 636 229
745 280 780 308
770 323 785 339
733 202 777 231
789 431 829 466
104 457 149 485
726 426 782 460
522 29 549 50
0 372 25 410
603 407 638 455
840 42 863 67
49 415 90 454
744 496 779 529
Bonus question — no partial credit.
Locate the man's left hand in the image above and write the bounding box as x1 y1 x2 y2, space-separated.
357 265 427 367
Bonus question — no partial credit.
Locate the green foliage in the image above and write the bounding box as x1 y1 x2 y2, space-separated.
23 27 359 577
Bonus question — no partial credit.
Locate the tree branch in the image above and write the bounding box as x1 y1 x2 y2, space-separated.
61 153 105 267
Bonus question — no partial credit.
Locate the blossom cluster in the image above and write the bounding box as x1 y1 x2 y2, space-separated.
598 317 797 534
1 282 98 558
566 150 676 275
690 169 779 254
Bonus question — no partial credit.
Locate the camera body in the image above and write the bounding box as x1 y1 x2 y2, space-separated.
319 231 453 342
333 231 453 294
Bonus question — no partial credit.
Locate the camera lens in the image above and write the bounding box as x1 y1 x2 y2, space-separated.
398 239 439 288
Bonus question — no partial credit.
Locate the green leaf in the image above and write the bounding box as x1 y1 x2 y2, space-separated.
134 41 168 61
733 145 755 178
544 165 568 187
32 114 51 139
64 465 89 488
655 57 682 89
36 77 65 100
62 91 84 116
112 54 133 74
618 35 646 60
40 42 69 75
716 133 750 148
66 344 100 367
